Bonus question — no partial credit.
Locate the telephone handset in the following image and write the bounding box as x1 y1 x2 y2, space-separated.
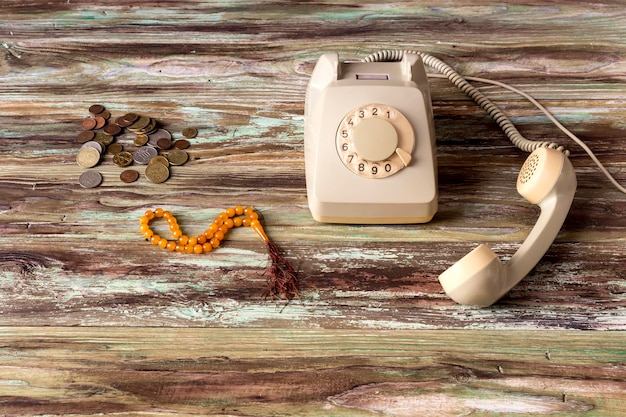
304 53 437 224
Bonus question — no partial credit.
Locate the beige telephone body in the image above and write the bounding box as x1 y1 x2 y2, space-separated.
305 53 437 224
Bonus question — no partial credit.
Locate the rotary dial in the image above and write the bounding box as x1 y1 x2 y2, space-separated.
336 104 415 179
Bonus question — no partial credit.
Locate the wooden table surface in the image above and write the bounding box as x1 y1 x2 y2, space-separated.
1 1 625 415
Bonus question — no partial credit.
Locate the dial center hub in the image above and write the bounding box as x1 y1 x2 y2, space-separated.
352 117 398 161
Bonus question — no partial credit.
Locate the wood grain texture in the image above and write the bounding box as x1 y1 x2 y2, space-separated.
1 1 626 414
0 327 625 416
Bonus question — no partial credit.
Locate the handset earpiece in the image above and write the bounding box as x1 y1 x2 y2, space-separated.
439 147 577 306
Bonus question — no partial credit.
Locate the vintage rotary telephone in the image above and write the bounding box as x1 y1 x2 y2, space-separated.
305 50 624 306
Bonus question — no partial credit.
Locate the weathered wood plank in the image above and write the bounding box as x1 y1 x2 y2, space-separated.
0 327 624 416
0 238 624 328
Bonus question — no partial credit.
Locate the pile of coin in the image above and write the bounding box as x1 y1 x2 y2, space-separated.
75 104 197 188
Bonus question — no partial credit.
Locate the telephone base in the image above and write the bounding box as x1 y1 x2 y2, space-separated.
308 197 437 224
304 52 437 225
311 213 435 225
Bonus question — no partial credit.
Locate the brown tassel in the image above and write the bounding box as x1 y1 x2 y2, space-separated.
251 220 299 300
264 240 299 300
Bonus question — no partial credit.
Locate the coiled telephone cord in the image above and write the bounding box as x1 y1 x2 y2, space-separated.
363 49 626 195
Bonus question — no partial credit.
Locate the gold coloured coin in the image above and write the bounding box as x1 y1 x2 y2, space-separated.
145 162 170 183
167 149 188 166
128 115 152 132
107 143 123 155
122 113 139 123
76 147 101 168
149 155 169 167
137 117 158 135
134 134 149 146
113 151 134 167
94 132 114 147
182 127 198 138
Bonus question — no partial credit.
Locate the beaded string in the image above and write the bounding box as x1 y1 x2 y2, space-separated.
139 206 299 300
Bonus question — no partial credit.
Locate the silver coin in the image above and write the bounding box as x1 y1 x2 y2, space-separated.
78 170 103 188
133 145 158 165
148 128 172 147
80 140 103 154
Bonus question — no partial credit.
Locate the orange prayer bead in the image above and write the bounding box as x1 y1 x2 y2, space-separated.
188 237 198 246
150 234 161 245
154 208 164 218
244 206 254 215
235 205 244 215
184 245 194 254
145 210 155 219
158 238 168 249
166 241 177 251
248 211 259 220
242 217 251 227
139 223 150 233
224 218 234 229
202 242 213 253
139 215 150 224
143 229 154 239
210 238 220 248
193 244 203 254
233 217 243 227
197 235 207 244
208 223 219 233
214 230 224 241
178 235 189 245
226 207 236 217
172 229 182 239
